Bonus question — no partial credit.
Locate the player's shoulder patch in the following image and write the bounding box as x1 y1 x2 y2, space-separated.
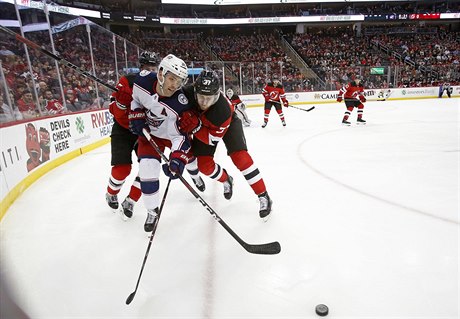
178 93 188 105
139 70 151 77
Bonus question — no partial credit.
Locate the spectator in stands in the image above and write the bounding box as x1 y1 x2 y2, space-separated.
17 90 38 119
41 90 67 115
0 93 23 123
64 89 83 112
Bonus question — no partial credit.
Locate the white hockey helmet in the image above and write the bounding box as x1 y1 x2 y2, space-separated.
226 88 234 99
158 54 188 85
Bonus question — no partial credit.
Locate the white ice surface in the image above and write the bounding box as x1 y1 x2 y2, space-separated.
1 98 459 319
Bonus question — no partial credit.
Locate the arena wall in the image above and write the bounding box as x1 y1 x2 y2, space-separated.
240 86 460 107
0 109 114 219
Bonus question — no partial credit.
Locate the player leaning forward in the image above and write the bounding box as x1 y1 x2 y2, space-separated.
179 70 273 220
128 54 203 232
337 75 367 126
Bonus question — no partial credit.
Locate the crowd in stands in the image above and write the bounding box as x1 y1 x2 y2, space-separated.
1 6 459 125
0 26 124 123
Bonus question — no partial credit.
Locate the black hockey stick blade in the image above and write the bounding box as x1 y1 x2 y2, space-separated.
126 292 135 305
290 105 315 112
243 241 281 255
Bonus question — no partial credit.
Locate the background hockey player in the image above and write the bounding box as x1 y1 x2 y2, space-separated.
128 54 205 232
261 74 288 128
337 75 367 125
105 51 159 219
226 88 251 127
439 82 452 98
377 88 392 101
179 70 273 220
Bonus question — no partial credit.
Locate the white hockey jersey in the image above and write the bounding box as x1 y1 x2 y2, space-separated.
131 70 191 153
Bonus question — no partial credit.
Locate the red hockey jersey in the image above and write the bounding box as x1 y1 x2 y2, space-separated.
338 81 366 102
262 82 288 105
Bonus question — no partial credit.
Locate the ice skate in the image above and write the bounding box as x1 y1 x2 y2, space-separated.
192 176 206 192
144 208 158 232
106 193 119 210
282 120 286 127
342 119 351 126
121 196 135 220
223 175 234 200
357 118 366 125
258 191 273 221
261 122 268 128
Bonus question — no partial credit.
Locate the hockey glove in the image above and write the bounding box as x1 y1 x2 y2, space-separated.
337 97 343 103
128 109 148 136
162 150 188 179
112 82 133 108
179 110 202 134
283 101 289 108
359 95 366 103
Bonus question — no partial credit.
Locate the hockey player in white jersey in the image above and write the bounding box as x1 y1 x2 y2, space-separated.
128 54 202 232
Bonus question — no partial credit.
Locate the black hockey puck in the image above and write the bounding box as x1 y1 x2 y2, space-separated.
315 304 329 316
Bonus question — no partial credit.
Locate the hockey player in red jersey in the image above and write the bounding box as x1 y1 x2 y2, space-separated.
337 75 367 125
179 70 273 220
261 75 288 128
105 51 159 219
226 88 251 127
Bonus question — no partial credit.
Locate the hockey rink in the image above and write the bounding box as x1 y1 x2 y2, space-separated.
0 98 458 319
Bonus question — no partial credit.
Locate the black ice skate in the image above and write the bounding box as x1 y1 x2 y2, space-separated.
342 119 351 126
357 118 366 125
261 122 268 128
282 120 286 127
106 193 119 210
258 191 273 221
121 196 135 220
144 208 158 232
223 175 234 200
192 176 206 192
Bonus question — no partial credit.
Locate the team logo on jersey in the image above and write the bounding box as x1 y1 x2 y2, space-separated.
139 70 151 76
146 111 165 129
178 93 188 105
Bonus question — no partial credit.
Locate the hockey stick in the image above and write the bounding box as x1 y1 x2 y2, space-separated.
0 25 118 91
142 129 281 255
289 105 315 112
126 178 172 305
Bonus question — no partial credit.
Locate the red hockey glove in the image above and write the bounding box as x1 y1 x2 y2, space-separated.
359 95 366 103
337 97 343 103
128 109 148 136
179 110 201 134
162 150 188 179
112 85 132 109
283 100 289 108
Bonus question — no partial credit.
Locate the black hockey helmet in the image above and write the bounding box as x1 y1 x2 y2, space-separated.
139 51 159 66
194 70 220 95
